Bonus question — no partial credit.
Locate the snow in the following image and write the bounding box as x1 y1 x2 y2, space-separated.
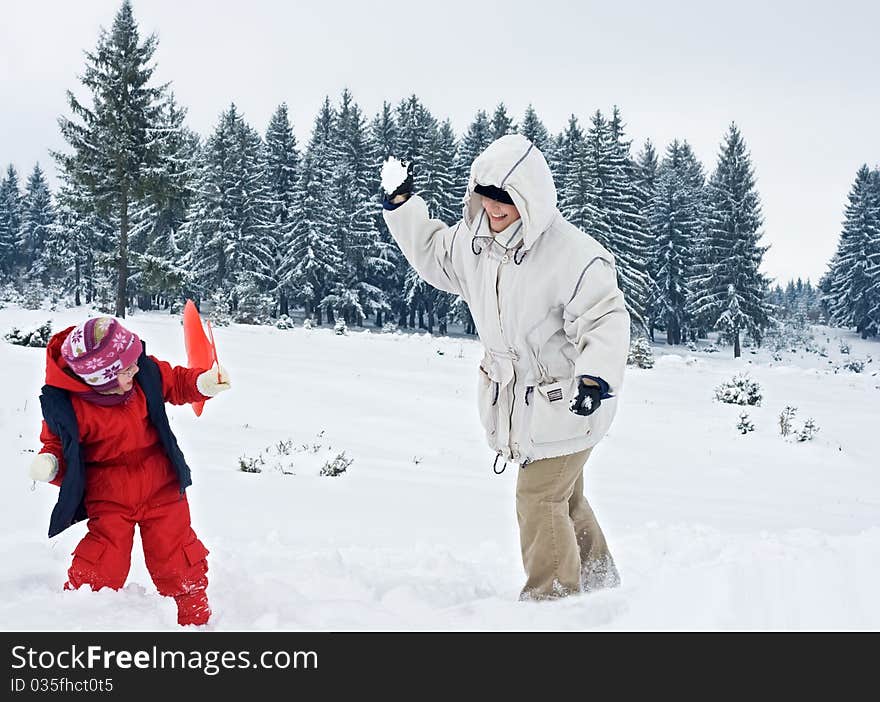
380 156 408 195
1 306 878 631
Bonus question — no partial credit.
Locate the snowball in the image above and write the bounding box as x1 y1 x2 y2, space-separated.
381 156 409 194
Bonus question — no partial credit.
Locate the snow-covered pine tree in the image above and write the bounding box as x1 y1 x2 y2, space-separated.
20 163 55 286
185 103 274 319
490 103 517 140
264 103 299 316
55 0 170 318
287 152 342 326
453 110 492 206
130 93 198 312
519 104 551 154
419 118 459 334
283 99 340 325
691 124 771 357
46 171 109 306
648 140 703 345
365 101 400 328
325 89 382 326
230 112 275 321
635 140 659 336
551 115 587 210
635 140 659 214
0 165 23 276
866 168 880 333
393 95 441 331
606 107 651 332
674 141 710 339
824 165 880 338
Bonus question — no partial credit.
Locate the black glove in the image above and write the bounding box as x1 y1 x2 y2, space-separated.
385 161 414 201
569 380 602 417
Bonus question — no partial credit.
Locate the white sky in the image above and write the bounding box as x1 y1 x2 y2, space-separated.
2 0 878 285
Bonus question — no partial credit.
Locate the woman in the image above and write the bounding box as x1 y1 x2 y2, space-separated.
382 134 630 599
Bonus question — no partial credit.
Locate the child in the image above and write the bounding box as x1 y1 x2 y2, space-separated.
28 317 230 626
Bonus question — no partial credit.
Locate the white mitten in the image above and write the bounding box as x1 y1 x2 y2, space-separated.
30 453 59 482
196 363 231 397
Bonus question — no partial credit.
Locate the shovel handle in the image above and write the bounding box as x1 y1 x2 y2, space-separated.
205 320 222 383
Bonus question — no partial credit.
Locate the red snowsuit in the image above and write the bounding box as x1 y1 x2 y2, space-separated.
39 328 212 626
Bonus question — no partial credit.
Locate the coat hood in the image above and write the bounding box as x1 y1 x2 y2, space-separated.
44 327 92 393
464 134 558 251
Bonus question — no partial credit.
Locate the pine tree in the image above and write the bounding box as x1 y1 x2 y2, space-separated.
366 101 400 328
394 95 447 331
490 103 516 140
453 110 492 205
282 98 339 325
635 140 659 337
48 171 114 307
20 163 55 285
648 140 704 344
825 165 880 337
519 105 551 154
287 152 342 325
605 107 651 331
326 89 382 325
130 93 198 312
864 169 880 332
264 103 299 315
691 124 771 357
55 0 171 318
186 103 274 319
551 115 586 206
0 165 23 275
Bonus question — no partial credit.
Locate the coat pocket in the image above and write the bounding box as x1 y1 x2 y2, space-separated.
183 539 210 568
529 378 590 446
476 366 499 438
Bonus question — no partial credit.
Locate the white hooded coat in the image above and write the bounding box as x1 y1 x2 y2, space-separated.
383 134 631 463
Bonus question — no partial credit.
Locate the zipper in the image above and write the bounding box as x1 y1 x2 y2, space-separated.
495 252 520 462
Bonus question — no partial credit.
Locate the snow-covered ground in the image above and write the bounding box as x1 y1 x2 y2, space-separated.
1 306 878 631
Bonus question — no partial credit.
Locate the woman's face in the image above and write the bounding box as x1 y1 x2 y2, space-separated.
481 196 521 233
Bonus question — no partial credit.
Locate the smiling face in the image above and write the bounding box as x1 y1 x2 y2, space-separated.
481 195 521 233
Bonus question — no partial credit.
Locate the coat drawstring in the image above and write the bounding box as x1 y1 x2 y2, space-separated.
493 454 508 475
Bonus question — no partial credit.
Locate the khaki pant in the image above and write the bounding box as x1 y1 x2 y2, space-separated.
516 448 619 600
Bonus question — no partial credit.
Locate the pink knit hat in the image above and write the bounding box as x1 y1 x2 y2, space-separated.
61 317 142 391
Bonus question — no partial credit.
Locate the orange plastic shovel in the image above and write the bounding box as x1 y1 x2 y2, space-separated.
183 299 220 417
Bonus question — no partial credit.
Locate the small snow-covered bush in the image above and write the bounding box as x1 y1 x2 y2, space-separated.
275 314 294 330
796 418 819 442
238 431 352 477
777 407 820 443
20 286 44 310
714 373 762 406
839 340 851 355
238 455 265 474
334 318 347 336
843 358 864 373
320 452 353 477
302 317 313 330
737 412 755 435
4 320 52 347
702 343 719 354
208 292 232 327
233 293 273 325
627 336 654 369
778 406 797 437
381 322 399 334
